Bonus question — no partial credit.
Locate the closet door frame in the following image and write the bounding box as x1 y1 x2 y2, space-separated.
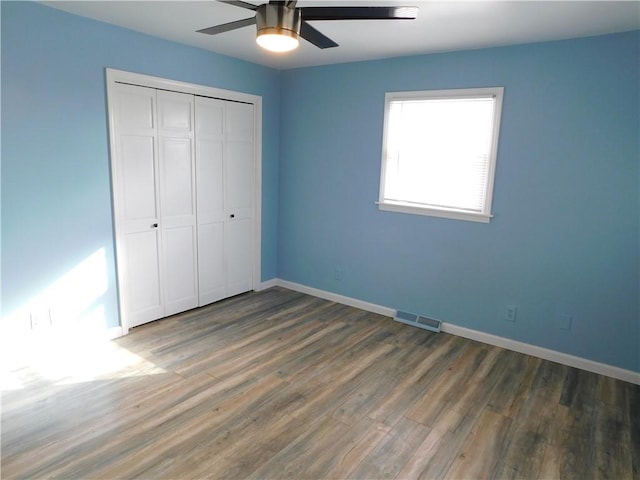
106 68 263 334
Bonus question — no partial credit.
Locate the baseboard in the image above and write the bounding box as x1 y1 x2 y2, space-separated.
276 279 396 317
268 279 640 385
256 278 279 291
59 324 124 341
441 323 640 385
105 326 124 340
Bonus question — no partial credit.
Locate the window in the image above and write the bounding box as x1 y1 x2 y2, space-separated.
378 87 504 223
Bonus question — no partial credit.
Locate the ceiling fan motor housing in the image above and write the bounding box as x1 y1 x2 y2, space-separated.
256 3 302 39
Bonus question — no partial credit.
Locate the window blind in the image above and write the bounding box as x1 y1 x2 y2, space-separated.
383 95 497 214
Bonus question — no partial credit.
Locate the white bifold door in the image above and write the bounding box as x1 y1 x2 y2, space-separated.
111 83 255 329
196 97 255 304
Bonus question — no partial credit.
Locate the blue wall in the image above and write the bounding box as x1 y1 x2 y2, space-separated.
2 1 638 372
1 1 280 330
278 32 640 372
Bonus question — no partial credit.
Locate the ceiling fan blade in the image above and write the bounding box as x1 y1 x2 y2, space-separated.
300 21 338 49
269 0 297 6
301 6 418 21
196 16 256 35
219 1 258 11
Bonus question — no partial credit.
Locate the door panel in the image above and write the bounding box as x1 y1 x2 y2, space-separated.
227 218 253 297
196 99 224 137
226 142 253 214
117 92 155 130
163 225 199 316
158 91 198 314
113 84 164 326
197 222 226 305
195 97 229 306
124 230 163 327
225 103 254 296
226 102 254 141
120 135 157 222
159 137 194 218
196 139 225 223
158 93 193 132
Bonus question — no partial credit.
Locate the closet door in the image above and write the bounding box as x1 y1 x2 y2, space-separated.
112 84 163 327
195 97 227 305
157 91 199 316
226 102 255 297
109 72 258 331
195 97 255 304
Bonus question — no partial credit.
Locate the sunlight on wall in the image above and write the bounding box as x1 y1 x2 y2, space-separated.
1 248 166 391
3 248 110 333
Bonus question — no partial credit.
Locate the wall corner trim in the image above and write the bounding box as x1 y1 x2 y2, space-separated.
270 279 640 385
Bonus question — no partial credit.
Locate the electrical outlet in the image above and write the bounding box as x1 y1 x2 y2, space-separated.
505 305 517 322
30 309 52 330
334 267 344 281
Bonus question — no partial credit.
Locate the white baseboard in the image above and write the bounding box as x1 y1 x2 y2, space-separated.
441 323 640 385
256 278 279 291
105 326 124 340
265 278 640 385
276 279 395 317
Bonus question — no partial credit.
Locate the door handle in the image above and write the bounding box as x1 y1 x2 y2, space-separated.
151 223 158 228
230 214 235 219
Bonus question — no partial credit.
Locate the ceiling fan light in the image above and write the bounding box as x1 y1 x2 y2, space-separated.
256 28 299 52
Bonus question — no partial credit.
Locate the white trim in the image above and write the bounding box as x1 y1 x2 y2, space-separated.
441 323 640 385
378 87 503 223
0 324 124 348
105 68 263 333
256 278 279 291
275 280 396 317
377 201 492 223
253 98 263 301
269 279 640 385
106 68 257 104
104 326 125 340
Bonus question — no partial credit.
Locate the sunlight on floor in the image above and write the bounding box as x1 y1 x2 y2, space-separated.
1 330 167 391
1 248 166 391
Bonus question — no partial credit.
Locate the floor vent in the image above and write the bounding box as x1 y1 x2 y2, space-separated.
394 311 442 333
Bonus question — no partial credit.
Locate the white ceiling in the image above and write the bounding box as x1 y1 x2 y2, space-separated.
41 0 640 69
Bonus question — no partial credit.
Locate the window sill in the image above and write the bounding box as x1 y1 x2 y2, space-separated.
377 201 493 223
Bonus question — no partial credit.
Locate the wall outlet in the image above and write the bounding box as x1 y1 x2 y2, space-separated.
505 305 517 322
30 309 52 330
334 267 344 281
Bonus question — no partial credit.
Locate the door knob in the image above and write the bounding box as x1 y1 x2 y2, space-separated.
151 223 158 228
230 214 235 219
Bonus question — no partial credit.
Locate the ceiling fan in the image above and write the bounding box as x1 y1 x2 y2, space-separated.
197 1 418 53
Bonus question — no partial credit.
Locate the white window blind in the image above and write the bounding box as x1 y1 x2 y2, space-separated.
379 87 504 223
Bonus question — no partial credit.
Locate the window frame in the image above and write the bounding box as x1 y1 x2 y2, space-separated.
378 87 504 223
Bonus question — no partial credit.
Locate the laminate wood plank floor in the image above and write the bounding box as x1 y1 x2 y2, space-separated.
2 287 638 479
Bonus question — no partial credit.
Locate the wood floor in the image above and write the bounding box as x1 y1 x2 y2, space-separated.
2 287 638 479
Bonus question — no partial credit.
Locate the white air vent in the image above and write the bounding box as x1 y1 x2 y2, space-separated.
394 310 442 333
